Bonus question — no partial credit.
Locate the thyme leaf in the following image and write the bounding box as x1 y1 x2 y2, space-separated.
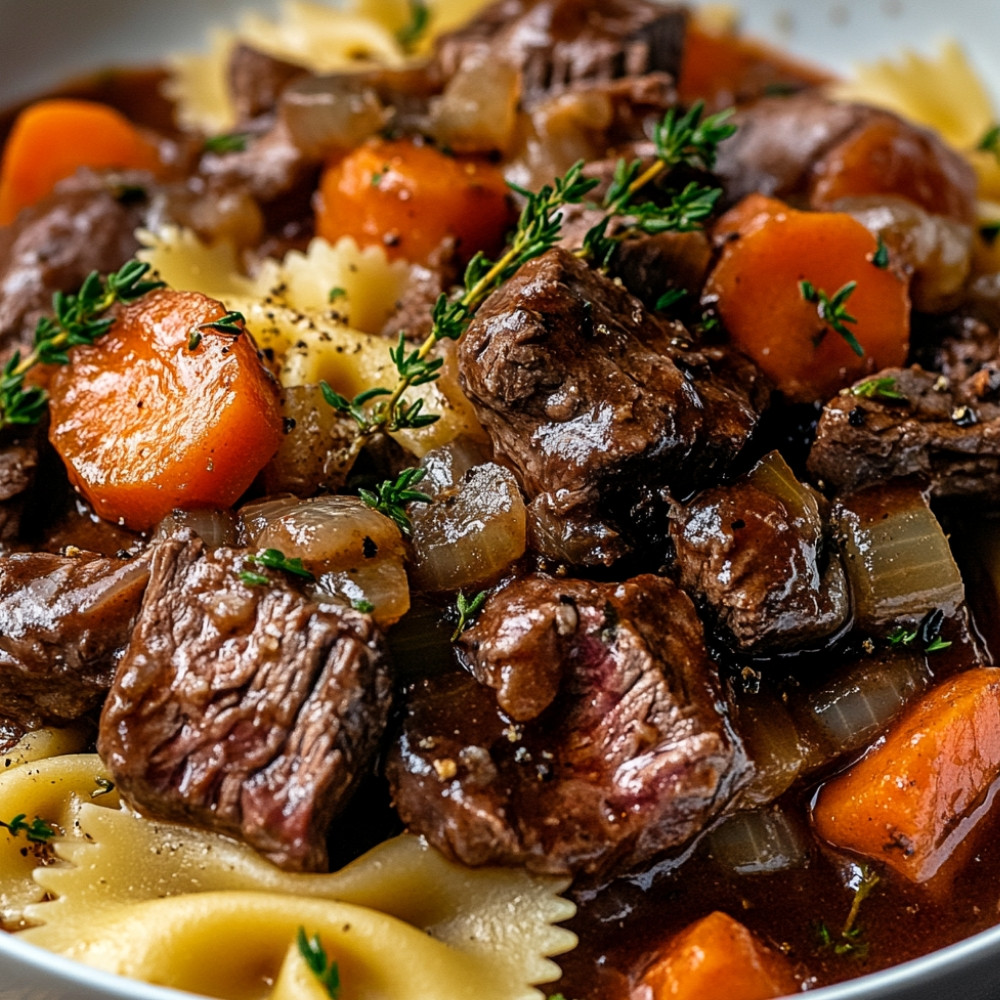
244 548 315 582
451 589 488 641
358 467 431 534
887 608 951 653
1 813 57 843
297 928 341 999
396 0 430 51
845 376 906 402
799 279 864 357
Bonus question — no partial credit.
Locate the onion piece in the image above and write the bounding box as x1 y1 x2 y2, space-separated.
793 650 931 757
153 508 237 549
834 483 965 630
409 461 526 592
280 74 389 158
240 494 409 624
707 805 810 875
733 689 811 808
428 56 521 155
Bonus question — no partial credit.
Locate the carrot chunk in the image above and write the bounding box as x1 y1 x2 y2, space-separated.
813 667 1000 883
47 289 283 531
315 138 514 266
0 99 162 225
705 195 910 402
636 911 799 1000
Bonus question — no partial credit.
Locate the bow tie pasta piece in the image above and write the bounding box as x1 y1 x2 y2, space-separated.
0 753 118 929
22 773 575 999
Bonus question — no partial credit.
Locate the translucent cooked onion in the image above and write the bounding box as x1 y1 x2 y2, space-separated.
428 57 521 155
748 450 823 531
733 689 811 808
153 508 237 548
280 75 389 157
706 805 809 875
240 494 409 623
837 194 972 314
794 651 931 756
834 484 965 630
409 461 526 592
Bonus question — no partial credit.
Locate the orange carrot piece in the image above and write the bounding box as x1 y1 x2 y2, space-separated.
705 195 910 402
810 114 978 225
636 911 799 1000
47 290 283 531
813 667 1000 884
315 138 514 266
0 99 162 225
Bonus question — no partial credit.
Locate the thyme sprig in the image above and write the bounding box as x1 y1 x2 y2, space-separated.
240 548 316 587
1 813 57 843
799 279 864 357
0 261 165 431
888 608 951 653
451 589 488 641
359 467 432 533
844 376 906 403
818 864 880 958
297 928 341 999
326 102 735 458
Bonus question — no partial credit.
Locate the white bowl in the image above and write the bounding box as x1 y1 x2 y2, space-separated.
1 2 999 999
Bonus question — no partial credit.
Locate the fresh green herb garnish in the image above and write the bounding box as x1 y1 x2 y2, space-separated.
396 0 430 51
799 279 864 357
359 467 431 534
818 864 880 958
655 288 688 311
1 813 57 843
887 607 951 653
187 329 202 351
351 598 375 613
871 234 890 269
243 548 315 584
328 287 347 302
203 132 250 154
238 569 271 587
0 261 165 431
978 123 1000 159
846 376 906 402
297 928 341 999
196 310 245 337
91 777 115 799
451 589 488 641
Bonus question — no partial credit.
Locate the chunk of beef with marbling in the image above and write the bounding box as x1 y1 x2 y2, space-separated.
714 94 977 224
808 365 1000 500
457 247 768 565
434 0 686 105
228 44 307 126
387 573 746 877
670 454 849 654
0 172 149 355
0 550 151 727
98 537 391 872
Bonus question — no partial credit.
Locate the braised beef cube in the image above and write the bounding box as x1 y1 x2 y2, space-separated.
0 172 149 354
98 538 391 872
387 573 746 877
434 0 687 104
457 247 768 565
228 44 306 125
0 427 39 546
808 366 1000 500
0 550 151 727
1 717 26 755
670 452 849 653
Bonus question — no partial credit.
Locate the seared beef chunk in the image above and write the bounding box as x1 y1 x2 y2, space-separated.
387 573 746 877
911 313 1000 383
0 427 39 545
0 173 148 354
808 366 1000 500
0 550 151 727
98 538 391 872
228 44 306 125
714 94 977 223
434 0 686 104
457 247 768 565
670 455 849 653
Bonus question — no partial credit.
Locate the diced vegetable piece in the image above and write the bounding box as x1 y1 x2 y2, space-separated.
240 494 410 624
408 461 526 592
706 194 910 402
315 138 514 266
0 99 162 225
637 911 799 1000
810 114 978 224
813 667 1000 883
47 290 283 531
707 806 809 876
833 483 965 630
